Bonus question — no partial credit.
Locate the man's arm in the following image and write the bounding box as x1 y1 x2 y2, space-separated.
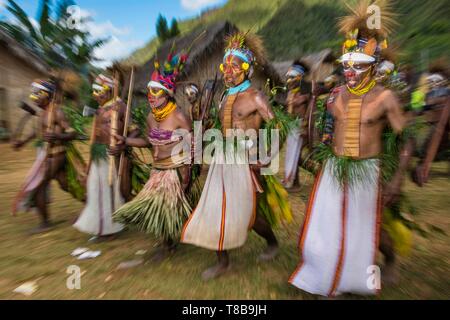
385 89 407 134
255 91 275 122
383 90 414 206
115 114 152 148
43 108 77 143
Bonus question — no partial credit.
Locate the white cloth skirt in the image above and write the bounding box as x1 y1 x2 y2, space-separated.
74 159 124 236
289 159 382 296
181 149 256 251
284 123 303 187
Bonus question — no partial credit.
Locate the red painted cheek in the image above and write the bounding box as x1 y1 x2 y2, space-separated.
345 70 356 78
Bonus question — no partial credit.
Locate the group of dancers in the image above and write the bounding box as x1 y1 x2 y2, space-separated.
10 1 449 297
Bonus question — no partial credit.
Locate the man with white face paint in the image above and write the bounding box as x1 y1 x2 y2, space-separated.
184 83 200 122
289 0 410 296
74 73 128 241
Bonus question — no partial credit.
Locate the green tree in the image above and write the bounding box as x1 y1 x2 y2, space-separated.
169 18 180 38
156 14 169 42
0 0 107 74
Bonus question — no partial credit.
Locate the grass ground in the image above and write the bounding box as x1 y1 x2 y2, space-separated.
0 142 449 300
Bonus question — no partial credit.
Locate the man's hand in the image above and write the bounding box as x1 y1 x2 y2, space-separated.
108 144 126 156
43 132 59 143
250 160 270 172
108 134 127 156
113 133 127 145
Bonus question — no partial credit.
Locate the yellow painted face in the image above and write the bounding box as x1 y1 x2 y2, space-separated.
29 89 50 102
92 85 111 98
148 87 165 98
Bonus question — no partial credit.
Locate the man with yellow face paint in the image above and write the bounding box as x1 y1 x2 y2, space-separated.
181 32 280 281
12 79 83 234
74 73 130 242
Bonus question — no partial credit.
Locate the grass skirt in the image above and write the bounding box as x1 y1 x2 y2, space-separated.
113 168 193 241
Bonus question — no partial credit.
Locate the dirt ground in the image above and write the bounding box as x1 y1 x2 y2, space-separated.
0 142 449 300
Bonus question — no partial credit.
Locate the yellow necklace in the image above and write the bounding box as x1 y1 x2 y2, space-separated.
101 97 117 109
152 101 177 122
347 79 376 96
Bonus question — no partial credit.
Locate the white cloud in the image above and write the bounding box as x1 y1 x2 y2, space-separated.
87 20 131 38
181 0 222 11
93 36 144 68
65 6 135 68
0 0 7 14
68 7 130 38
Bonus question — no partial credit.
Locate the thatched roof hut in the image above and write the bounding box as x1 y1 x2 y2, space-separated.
0 29 49 75
0 29 49 139
131 21 282 110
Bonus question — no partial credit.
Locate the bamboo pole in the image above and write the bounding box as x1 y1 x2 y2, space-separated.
118 67 135 184
108 71 119 186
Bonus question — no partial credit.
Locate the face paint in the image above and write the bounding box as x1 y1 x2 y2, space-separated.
286 75 302 91
148 87 168 109
342 62 373 89
30 88 50 106
148 87 165 98
184 86 199 103
222 55 247 88
92 84 111 99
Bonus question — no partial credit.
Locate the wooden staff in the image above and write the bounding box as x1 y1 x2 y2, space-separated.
306 80 317 150
108 71 120 187
118 66 135 184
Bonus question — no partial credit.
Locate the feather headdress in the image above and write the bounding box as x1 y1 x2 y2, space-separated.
338 0 398 63
148 43 189 97
223 31 268 67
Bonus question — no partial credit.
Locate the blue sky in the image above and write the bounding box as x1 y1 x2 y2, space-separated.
0 0 227 66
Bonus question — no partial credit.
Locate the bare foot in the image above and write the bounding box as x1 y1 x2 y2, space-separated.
382 263 400 286
28 223 53 235
258 244 279 262
202 263 230 281
147 247 172 264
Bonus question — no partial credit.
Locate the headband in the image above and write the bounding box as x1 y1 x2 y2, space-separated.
224 49 253 64
147 81 174 96
286 65 306 78
340 52 376 64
